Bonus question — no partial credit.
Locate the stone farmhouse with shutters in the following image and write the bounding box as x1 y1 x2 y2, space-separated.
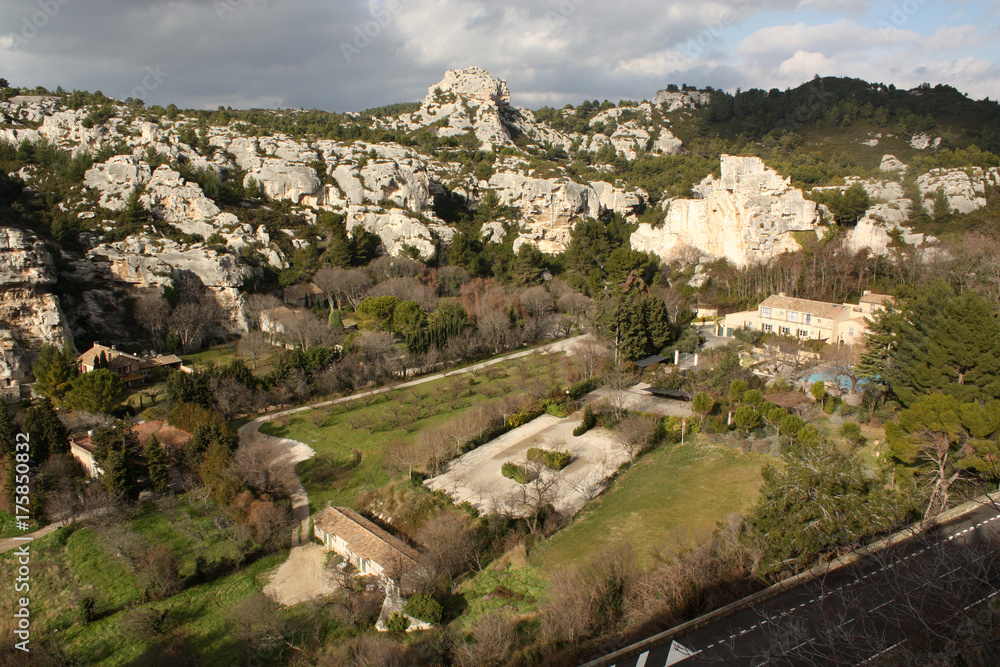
720 291 892 345
313 506 421 585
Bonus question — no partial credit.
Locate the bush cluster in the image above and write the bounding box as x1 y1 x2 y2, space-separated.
526 448 571 471
403 593 443 624
501 462 533 484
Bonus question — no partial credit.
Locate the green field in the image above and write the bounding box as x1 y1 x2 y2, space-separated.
0 496 289 665
530 438 766 571
261 353 571 511
0 508 23 539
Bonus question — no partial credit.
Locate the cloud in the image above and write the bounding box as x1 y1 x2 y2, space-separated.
0 0 995 110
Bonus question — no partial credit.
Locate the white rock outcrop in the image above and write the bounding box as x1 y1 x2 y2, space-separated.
917 168 989 215
879 155 907 173
653 90 712 111
244 160 320 204
83 155 152 209
343 206 455 259
488 173 601 254
631 156 825 267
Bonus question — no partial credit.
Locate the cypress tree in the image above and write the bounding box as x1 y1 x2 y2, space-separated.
0 401 16 459
144 435 170 494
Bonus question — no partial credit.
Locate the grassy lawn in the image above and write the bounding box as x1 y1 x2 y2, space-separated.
454 562 549 630
530 437 766 571
262 353 572 511
181 341 283 376
0 508 23 539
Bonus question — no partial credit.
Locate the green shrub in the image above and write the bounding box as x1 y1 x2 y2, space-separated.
573 404 597 436
840 421 864 448
734 406 761 433
543 399 571 418
386 611 410 634
526 447 572 470
501 462 532 484
568 378 598 399
404 593 443 624
506 406 543 428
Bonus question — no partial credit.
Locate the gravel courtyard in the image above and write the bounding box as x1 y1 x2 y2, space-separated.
425 412 631 519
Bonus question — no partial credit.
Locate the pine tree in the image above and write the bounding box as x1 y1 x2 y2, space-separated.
32 343 78 400
144 435 170 494
91 420 143 501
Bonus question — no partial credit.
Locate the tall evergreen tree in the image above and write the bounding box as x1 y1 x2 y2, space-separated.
91 420 144 502
862 282 1000 407
21 398 68 465
144 435 170 494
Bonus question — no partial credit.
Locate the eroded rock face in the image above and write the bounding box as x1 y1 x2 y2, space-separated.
0 227 71 387
83 155 152 209
87 235 255 331
244 159 320 204
489 173 601 254
653 89 712 111
917 168 990 215
631 155 825 267
343 206 455 259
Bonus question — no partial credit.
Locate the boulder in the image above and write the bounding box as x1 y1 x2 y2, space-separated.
244 159 320 203
653 89 711 111
879 155 907 173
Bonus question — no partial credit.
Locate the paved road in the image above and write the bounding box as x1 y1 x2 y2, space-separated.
239 335 591 545
594 500 1000 667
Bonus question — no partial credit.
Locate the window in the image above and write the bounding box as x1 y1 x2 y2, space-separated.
849 327 855 337
780 326 790 336
763 324 773 333
815 318 822 325
787 311 798 323
797 329 809 338
761 307 772 318
804 314 812 325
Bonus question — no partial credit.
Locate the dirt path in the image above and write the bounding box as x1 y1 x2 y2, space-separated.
239 334 591 546
262 543 339 606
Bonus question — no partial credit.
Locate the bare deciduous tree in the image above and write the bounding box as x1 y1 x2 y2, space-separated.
134 293 170 348
237 331 271 369
614 414 659 461
602 364 641 419
170 296 224 351
243 293 282 331
453 612 518 667
364 276 437 310
574 341 613 380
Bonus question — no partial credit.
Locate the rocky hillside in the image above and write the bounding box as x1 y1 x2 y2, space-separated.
1 67 998 375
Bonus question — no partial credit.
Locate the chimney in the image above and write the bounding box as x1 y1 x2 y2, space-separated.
87 429 94 437
778 292 786 297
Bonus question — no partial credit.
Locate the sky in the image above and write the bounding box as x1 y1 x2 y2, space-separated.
1 0 998 112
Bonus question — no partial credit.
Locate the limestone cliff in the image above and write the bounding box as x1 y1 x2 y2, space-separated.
631 156 825 267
